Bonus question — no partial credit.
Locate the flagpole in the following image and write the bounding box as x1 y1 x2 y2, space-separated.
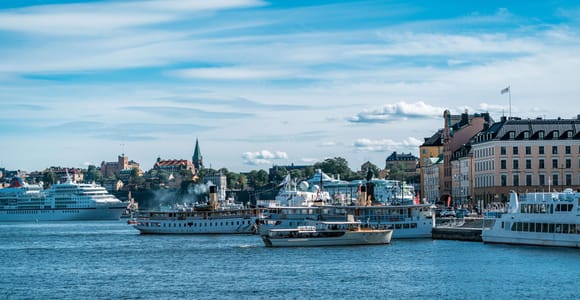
508 84 511 118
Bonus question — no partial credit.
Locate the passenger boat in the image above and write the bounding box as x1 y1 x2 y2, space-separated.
133 185 263 234
482 189 580 248
0 176 127 222
259 203 432 239
261 220 393 247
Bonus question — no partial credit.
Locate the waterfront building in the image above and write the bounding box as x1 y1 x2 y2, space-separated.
471 116 580 210
384 152 419 179
100 155 141 178
422 156 443 204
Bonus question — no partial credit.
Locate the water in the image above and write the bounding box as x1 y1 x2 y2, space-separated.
1 221 579 299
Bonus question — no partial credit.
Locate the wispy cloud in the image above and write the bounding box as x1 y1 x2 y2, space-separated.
126 106 254 119
353 137 423 152
242 150 288 165
349 101 443 124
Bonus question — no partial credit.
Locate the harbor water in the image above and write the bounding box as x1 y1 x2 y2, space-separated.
1 221 579 299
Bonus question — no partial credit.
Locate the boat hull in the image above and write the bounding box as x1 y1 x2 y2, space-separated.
0 205 126 222
262 230 392 247
482 230 580 248
133 217 259 234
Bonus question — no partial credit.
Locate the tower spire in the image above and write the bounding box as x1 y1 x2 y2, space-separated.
192 138 203 171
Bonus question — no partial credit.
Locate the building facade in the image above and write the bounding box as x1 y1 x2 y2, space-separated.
471 116 580 209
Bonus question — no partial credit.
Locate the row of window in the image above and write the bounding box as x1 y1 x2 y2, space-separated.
518 203 575 214
500 173 576 187
500 158 575 170
475 145 580 159
139 220 252 228
503 221 580 234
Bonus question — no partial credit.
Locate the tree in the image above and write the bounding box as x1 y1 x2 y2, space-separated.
360 161 380 179
84 165 103 183
314 157 354 180
43 170 57 187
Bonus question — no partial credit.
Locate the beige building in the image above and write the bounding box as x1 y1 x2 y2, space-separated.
471 116 580 209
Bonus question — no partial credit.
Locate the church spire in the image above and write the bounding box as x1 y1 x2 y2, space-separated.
192 138 203 171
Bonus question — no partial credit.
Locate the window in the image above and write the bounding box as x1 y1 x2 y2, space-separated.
553 130 559 139
513 174 519 186
525 146 531 155
565 146 571 154
501 175 507 186
501 160 507 169
501 146 506 155
566 174 572 186
513 160 519 169
526 159 532 169
566 159 571 168
552 159 558 168
526 174 532 186
539 146 544 155
513 146 519 155
552 146 558 154
539 174 545 186
553 174 559 186
539 159 545 169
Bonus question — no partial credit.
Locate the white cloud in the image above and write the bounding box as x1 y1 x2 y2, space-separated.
350 101 443 124
241 150 288 165
169 67 299 80
353 137 423 152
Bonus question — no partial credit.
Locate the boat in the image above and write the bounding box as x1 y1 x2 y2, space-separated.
257 174 331 207
132 185 263 234
482 189 580 248
261 219 393 247
259 203 432 239
0 176 127 222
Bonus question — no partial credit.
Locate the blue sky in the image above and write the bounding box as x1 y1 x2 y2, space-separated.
1 0 580 173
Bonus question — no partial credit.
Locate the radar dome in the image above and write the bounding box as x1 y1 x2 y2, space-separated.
298 181 309 191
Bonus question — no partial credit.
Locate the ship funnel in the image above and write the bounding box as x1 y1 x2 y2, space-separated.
508 191 519 213
359 185 367 206
209 185 219 210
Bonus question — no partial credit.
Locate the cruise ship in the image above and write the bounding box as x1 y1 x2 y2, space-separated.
482 189 580 248
0 176 127 222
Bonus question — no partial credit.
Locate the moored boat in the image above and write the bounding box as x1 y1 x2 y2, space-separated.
482 189 580 248
132 185 263 234
0 176 127 222
261 219 393 247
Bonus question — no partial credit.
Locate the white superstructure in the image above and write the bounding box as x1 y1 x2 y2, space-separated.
0 176 126 222
482 189 580 248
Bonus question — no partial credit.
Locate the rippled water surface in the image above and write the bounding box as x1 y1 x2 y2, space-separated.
1 221 579 299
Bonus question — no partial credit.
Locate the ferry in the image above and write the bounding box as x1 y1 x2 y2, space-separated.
133 186 263 234
0 176 127 222
261 219 393 247
482 189 580 248
259 203 432 239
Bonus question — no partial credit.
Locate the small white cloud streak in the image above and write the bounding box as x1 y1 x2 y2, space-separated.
169 67 299 80
350 101 444 123
242 150 288 165
353 137 423 152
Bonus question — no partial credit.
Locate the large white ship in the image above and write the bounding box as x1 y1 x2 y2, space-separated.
482 189 580 248
0 176 127 222
133 185 263 234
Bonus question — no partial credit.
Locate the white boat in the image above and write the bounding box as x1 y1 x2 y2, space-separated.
0 176 127 222
482 189 580 248
257 174 331 207
261 220 393 247
133 185 263 234
259 204 432 239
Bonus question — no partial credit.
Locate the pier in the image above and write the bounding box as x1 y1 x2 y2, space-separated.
432 218 495 242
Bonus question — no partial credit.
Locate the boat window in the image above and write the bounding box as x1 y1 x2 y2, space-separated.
549 224 555 233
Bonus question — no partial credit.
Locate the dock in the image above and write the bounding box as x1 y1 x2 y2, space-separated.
432 218 495 242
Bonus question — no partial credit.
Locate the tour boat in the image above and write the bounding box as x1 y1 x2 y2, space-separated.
133 185 263 234
482 189 580 248
261 220 392 247
259 203 432 239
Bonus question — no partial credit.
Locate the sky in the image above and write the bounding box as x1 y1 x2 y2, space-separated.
1 0 580 173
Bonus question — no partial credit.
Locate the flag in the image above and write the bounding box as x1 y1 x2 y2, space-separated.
501 86 510 94
447 196 451 208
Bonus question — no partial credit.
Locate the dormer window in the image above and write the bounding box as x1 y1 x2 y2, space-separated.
523 131 529 139
538 131 544 139
567 130 573 138
509 131 515 139
553 130 559 139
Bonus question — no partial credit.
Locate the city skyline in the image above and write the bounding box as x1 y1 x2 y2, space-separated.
2 0 580 172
